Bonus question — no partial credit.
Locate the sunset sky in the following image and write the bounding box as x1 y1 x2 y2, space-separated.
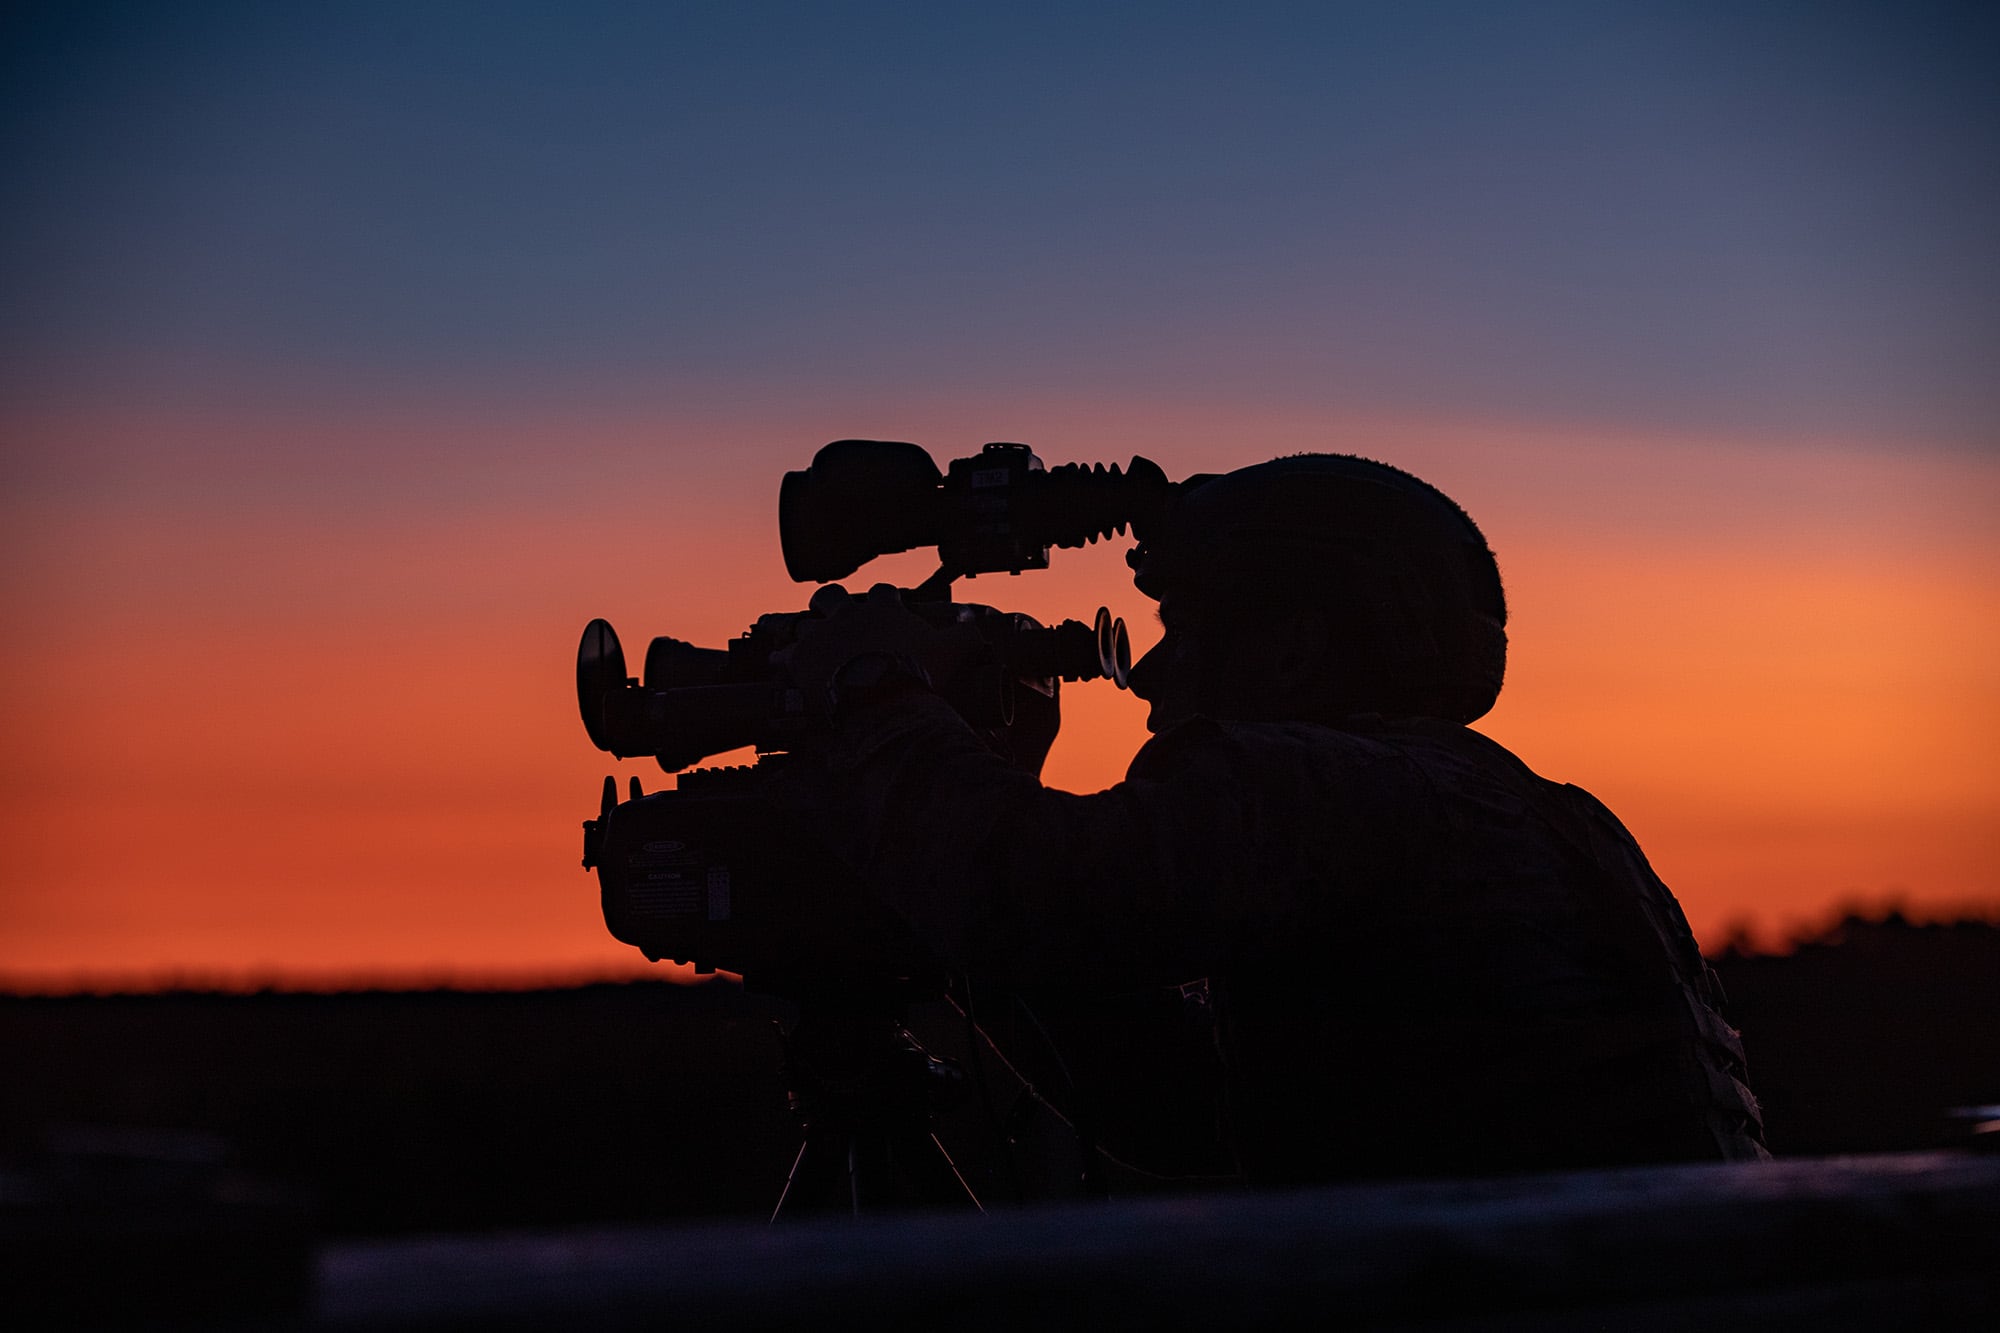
3 2 1995 989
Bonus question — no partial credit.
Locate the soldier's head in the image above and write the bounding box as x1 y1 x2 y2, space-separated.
1125 454 1506 733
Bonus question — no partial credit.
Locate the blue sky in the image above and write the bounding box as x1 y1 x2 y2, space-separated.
5 1 1995 448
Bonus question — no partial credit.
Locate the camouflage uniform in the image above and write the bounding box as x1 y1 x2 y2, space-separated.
809 691 1768 1185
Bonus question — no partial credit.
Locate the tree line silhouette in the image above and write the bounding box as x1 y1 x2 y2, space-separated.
2 911 1994 1238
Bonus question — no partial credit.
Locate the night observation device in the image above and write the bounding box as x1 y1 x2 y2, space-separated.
572 439 1181 1217
574 441 1171 988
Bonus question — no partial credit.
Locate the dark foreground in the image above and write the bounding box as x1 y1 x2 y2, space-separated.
3 915 1997 1323
320 1152 2000 1329
7 915 1996 1236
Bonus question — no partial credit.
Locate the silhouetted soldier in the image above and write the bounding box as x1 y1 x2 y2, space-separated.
785 454 1767 1188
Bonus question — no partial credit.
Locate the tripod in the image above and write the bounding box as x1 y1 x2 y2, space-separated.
769 987 985 1220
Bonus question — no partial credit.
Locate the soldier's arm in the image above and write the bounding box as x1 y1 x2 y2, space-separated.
791 691 1321 989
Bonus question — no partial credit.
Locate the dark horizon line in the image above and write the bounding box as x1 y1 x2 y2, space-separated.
5 907 1997 1000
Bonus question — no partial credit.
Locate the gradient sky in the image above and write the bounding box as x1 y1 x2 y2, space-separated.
3 2 1996 988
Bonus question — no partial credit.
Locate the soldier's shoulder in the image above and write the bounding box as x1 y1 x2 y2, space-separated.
1377 721 1661 867
1125 716 1412 786
1343 714 1556 788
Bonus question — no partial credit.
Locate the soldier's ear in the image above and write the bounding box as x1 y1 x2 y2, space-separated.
1274 607 1334 692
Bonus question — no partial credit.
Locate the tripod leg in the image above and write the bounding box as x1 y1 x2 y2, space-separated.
869 1126 984 1212
772 1006 987 1216
769 1140 812 1223
847 1127 895 1214
914 1130 985 1211
771 1129 861 1222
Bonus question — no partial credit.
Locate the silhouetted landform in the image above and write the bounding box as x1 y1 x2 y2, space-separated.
3 984 798 1240
1709 911 2000 1158
4 914 1996 1243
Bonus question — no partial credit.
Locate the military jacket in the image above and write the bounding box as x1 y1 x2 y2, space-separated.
807 693 1768 1185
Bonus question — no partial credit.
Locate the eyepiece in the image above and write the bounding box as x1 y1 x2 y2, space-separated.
577 619 629 752
1094 606 1131 689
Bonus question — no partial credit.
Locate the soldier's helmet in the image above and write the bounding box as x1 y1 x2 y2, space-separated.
1130 454 1507 724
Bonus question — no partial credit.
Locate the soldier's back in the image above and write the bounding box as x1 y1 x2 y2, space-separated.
1128 715 1766 1184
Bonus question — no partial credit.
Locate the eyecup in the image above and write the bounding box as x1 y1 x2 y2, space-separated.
577 619 628 752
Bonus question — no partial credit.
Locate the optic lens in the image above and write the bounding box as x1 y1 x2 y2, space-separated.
577 618 628 751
